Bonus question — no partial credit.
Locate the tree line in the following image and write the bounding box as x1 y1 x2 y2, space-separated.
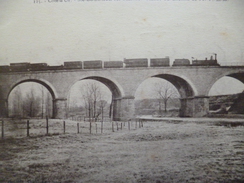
9 84 52 118
9 80 180 119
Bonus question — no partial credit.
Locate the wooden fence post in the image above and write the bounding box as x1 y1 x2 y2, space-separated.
89 121 92 134
63 121 66 134
77 123 79 134
27 120 30 137
101 121 103 133
128 121 130 131
112 122 114 132
121 123 122 130
1 120 4 139
46 116 49 135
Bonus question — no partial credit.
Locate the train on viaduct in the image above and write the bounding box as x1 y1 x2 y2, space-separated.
0 56 220 73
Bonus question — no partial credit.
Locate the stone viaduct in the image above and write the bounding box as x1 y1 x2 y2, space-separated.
0 66 244 120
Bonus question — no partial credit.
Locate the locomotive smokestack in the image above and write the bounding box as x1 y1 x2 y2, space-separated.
214 53 217 60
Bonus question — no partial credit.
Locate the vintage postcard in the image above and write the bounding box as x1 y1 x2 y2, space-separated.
0 0 243 182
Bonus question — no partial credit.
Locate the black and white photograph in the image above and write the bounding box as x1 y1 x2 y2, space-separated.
0 0 243 182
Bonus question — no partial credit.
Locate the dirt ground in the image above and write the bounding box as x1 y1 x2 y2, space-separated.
0 119 244 183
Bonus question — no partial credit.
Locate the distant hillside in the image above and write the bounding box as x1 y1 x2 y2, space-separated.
135 98 180 115
135 92 244 116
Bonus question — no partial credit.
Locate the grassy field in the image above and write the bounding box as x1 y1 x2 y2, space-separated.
0 119 244 183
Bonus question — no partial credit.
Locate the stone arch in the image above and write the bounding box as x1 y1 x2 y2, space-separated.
7 78 58 118
152 74 195 98
206 71 244 96
133 73 197 99
67 76 124 99
67 76 124 120
134 73 196 117
207 71 244 114
7 78 58 100
82 76 123 99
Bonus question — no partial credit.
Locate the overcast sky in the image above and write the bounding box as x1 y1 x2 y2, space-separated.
0 0 244 65
1 0 244 98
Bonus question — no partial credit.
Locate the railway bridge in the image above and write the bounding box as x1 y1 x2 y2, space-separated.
0 64 244 120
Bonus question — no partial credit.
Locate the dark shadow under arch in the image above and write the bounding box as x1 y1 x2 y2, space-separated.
227 72 244 83
207 73 244 114
8 79 56 100
153 74 194 98
207 71 244 96
82 76 122 99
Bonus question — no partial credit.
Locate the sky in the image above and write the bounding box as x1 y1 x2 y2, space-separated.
0 0 244 65
1 0 244 98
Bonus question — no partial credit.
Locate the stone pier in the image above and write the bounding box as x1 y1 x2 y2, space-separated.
180 96 209 117
0 99 8 117
53 98 67 119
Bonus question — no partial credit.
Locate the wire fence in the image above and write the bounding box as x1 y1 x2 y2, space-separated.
0 118 144 139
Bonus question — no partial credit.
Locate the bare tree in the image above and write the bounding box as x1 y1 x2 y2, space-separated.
38 85 53 118
39 85 45 118
81 83 93 119
97 100 107 121
22 86 41 117
154 81 179 114
81 81 105 121
45 90 52 118
91 82 101 118
109 96 113 119
10 85 23 117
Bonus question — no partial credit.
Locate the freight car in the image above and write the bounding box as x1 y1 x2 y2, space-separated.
83 60 102 69
124 58 148 68
47 65 64 70
172 59 190 66
30 63 48 71
0 65 10 72
10 62 30 71
64 61 83 69
150 57 170 67
104 61 123 68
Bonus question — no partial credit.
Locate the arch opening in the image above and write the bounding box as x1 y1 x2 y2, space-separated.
8 81 54 118
153 74 194 98
8 79 56 100
135 77 182 117
135 74 195 117
83 76 122 99
67 76 122 121
208 75 244 114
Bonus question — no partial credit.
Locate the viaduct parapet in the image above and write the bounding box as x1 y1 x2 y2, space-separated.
0 60 244 120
